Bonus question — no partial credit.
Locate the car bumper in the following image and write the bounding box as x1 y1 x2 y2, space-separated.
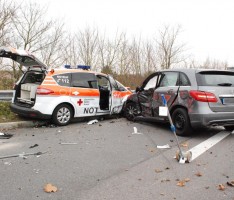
10 103 51 120
189 112 234 128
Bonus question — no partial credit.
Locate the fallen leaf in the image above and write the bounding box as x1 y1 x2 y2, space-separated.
184 178 190 182
155 169 163 173
205 186 209 189
160 193 165 196
195 172 202 177
176 180 185 187
227 181 234 187
44 183 58 193
180 143 188 147
218 184 225 191
165 167 170 170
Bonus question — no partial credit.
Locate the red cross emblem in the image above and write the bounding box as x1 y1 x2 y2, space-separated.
77 99 83 106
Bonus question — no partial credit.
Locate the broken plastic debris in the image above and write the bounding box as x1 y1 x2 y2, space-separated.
157 144 171 149
87 119 98 125
132 127 142 134
29 144 39 148
0 151 47 160
0 132 13 139
59 142 77 145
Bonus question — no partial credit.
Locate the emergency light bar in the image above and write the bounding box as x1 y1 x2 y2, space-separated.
64 65 71 69
77 65 91 70
63 65 91 70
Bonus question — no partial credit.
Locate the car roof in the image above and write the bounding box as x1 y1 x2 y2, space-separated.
47 68 108 77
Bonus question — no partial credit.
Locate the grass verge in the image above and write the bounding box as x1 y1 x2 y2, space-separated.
0 102 21 123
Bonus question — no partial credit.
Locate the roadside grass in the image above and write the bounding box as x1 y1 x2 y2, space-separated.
0 102 21 123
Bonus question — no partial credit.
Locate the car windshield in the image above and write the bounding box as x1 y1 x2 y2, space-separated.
196 71 234 86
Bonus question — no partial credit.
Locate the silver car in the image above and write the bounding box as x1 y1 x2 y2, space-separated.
124 69 234 136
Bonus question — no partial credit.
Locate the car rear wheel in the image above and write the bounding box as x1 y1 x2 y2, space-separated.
172 108 192 136
52 104 73 126
124 102 139 121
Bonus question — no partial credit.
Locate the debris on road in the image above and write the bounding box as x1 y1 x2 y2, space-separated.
132 127 142 134
59 142 78 145
87 119 98 125
29 144 39 148
0 132 13 139
227 180 234 187
157 144 171 149
218 184 226 191
195 172 203 177
176 180 185 187
44 183 58 193
0 151 47 160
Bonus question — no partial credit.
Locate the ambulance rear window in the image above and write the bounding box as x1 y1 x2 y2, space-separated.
71 72 98 88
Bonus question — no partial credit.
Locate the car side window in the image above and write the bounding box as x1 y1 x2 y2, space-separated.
53 73 71 86
159 72 179 87
97 75 110 90
71 72 98 88
179 73 191 86
144 75 158 90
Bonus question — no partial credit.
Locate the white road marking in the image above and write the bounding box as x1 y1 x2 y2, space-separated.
189 131 231 162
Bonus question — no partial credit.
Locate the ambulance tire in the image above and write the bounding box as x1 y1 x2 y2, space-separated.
52 104 73 126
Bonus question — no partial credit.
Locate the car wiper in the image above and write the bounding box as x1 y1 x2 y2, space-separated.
217 83 232 86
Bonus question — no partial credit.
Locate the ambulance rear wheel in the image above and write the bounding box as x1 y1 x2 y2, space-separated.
52 104 73 126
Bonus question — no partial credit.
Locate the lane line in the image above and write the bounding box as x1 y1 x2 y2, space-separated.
189 131 230 162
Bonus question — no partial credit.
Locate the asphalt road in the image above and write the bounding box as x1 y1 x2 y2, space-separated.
0 117 233 200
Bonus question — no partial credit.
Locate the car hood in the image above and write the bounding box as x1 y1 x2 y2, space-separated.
0 46 47 70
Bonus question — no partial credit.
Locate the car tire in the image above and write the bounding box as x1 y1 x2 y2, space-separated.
124 102 139 121
224 126 234 131
52 104 73 126
171 108 192 136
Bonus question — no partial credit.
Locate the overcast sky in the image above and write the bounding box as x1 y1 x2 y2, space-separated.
26 0 234 66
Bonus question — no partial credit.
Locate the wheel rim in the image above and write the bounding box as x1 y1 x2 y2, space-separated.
57 107 71 124
126 105 138 120
174 112 185 130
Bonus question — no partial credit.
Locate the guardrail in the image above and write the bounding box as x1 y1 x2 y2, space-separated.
0 90 13 101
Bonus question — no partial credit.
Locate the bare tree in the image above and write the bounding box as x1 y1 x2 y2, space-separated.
11 2 52 53
0 0 17 45
98 31 124 72
129 37 143 75
142 40 158 74
62 34 80 67
157 25 186 69
76 26 99 70
201 57 228 70
40 22 67 68
117 33 132 75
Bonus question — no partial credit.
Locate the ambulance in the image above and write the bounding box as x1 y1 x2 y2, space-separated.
0 46 132 126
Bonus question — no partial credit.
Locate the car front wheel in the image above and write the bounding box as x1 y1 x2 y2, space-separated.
52 104 73 126
171 108 192 136
124 102 140 121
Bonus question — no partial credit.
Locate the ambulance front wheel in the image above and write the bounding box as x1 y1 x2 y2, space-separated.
52 104 73 126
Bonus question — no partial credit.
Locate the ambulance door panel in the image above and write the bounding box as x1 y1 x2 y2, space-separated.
70 72 99 117
108 75 123 114
96 75 111 114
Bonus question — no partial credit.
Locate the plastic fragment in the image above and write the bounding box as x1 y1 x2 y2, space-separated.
87 119 98 125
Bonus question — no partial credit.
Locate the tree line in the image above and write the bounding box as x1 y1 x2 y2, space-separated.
0 0 229 89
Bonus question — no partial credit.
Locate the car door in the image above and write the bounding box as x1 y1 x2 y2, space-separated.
137 72 160 117
108 75 124 114
69 72 99 117
152 71 180 117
